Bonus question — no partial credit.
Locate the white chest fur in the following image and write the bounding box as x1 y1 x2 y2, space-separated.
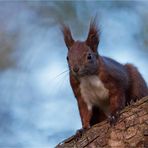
80 75 110 115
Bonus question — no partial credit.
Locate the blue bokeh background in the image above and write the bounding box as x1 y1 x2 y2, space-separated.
0 1 148 147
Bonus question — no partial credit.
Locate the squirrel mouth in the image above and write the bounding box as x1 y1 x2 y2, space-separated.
72 69 98 78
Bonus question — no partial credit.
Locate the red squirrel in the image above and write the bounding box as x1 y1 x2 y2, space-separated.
61 18 148 129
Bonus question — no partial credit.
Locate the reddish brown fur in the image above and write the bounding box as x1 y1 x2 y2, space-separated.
61 19 148 128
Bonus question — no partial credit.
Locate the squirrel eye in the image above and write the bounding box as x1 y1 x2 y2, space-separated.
87 54 92 60
66 56 69 61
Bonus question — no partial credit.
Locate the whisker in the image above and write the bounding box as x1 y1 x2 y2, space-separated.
57 72 69 93
54 69 69 79
49 71 69 95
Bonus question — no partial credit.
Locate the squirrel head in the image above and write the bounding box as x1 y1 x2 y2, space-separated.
61 18 100 77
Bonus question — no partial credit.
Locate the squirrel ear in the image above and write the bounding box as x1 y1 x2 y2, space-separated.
86 18 100 52
61 24 74 50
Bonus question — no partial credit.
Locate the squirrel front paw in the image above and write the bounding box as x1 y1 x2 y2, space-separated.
108 111 120 126
75 128 89 140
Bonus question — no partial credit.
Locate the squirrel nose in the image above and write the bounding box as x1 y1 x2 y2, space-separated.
73 66 79 73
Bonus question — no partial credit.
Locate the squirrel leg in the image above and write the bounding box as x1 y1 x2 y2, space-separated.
108 90 125 126
75 98 92 139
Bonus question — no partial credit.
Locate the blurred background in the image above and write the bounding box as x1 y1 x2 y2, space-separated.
0 1 148 147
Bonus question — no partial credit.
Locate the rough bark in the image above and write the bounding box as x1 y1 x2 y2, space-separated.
56 96 148 148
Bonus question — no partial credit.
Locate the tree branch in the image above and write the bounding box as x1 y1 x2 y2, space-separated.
56 96 148 148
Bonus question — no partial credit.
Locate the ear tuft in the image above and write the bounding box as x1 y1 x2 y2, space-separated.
86 17 100 52
61 24 74 50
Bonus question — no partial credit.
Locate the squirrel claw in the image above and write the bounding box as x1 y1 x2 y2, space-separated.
108 111 120 126
74 128 88 141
